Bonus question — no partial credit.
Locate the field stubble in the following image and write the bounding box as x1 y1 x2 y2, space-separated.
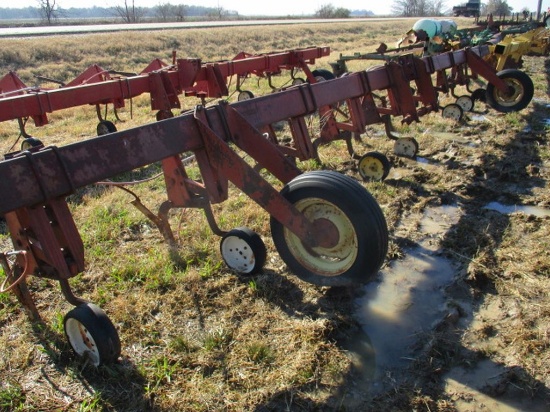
0 18 549 411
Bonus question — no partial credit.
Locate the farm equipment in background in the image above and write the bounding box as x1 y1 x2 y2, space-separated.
0 46 330 150
325 43 533 175
452 0 481 18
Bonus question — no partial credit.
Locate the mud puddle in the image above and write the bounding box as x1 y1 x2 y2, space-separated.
345 205 462 393
484 201 550 217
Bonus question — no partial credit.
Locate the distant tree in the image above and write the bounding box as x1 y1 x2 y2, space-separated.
155 3 187 22
485 0 512 16
156 2 172 21
207 5 227 20
37 0 60 24
391 0 446 16
315 4 350 18
173 4 186 21
114 0 145 23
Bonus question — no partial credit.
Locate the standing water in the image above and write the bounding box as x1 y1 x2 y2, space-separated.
347 205 462 392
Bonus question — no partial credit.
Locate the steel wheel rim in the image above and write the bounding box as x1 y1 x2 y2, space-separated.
494 78 524 107
283 198 358 276
221 235 256 273
456 96 473 111
359 156 385 180
65 318 101 366
394 139 417 158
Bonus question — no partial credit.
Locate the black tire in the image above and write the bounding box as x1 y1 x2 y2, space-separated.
485 69 534 113
471 88 486 103
96 120 117 136
20 137 43 151
270 171 388 286
358 151 391 181
311 69 335 82
64 303 121 366
220 227 266 275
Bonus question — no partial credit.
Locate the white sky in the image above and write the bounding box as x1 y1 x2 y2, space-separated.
8 0 548 17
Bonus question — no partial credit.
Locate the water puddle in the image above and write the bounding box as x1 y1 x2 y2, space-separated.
484 201 550 218
347 205 462 392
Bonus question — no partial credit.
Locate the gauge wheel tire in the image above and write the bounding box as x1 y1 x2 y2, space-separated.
358 151 391 181
471 88 486 102
270 170 388 287
220 227 266 275
64 303 121 366
455 95 474 112
97 120 117 136
311 69 335 82
20 137 43 151
393 138 419 158
485 69 534 113
441 103 464 121
237 91 254 101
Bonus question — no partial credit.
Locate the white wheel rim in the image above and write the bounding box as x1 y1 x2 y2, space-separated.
238 91 252 101
456 96 473 111
359 156 385 180
65 318 101 366
443 106 461 120
394 139 417 158
221 236 256 273
283 198 358 276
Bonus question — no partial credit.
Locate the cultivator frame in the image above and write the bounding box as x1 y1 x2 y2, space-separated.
0 46 329 144
0 40 536 365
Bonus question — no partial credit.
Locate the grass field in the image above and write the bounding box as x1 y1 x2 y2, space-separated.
0 18 549 411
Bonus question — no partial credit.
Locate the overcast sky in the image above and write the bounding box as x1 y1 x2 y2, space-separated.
9 0 548 17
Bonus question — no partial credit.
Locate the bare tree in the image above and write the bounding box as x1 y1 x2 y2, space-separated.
485 0 512 16
315 3 350 18
173 4 186 21
391 0 446 16
37 0 59 25
156 2 172 21
114 0 145 23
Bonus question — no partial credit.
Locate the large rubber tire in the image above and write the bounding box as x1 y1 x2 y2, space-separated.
64 303 121 366
220 227 267 275
485 69 534 113
270 171 388 287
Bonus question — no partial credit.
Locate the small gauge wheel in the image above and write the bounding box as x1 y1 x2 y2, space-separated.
292 77 306 85
393 138 419 158
64 303 121 366
237 91 254 101
455 95 474 112
441 104 463 121
20 137 43 151
97 120 117 136
358 151 391 181
220 227 266 275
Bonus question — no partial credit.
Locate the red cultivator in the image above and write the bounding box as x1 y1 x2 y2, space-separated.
0 46 330 148
0 41 535 366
